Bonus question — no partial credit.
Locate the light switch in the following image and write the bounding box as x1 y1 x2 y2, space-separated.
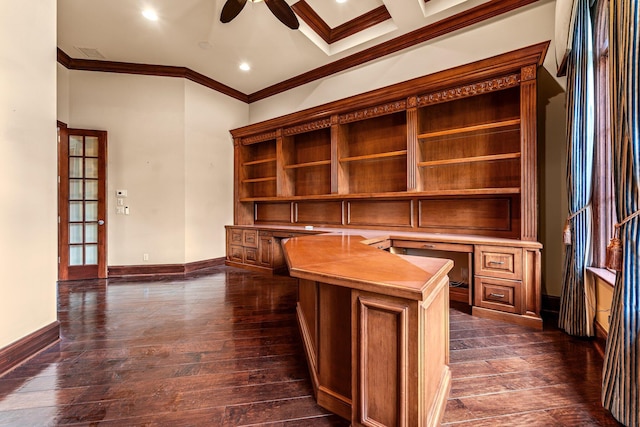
116 206 125 215
117 198 124 206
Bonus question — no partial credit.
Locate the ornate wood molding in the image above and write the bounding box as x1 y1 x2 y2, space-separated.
242 131 278 145
417 74 521 106
339 100 406 124
283 118 332 136
521 64 537 81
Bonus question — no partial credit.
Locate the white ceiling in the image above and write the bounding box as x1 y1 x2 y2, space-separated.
57 0 488 95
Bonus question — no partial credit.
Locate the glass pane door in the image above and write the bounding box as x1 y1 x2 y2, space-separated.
68 135 100 266
58 127 107 281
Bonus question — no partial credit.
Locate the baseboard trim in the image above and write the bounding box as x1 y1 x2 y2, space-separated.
108 257 225 278
184 258 225 273
0 321 60 376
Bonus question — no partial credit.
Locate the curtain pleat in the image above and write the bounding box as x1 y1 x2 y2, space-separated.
558 0 596 337
601 1 640 425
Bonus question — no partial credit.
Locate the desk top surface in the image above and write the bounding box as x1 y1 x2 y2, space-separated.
283 234 453 301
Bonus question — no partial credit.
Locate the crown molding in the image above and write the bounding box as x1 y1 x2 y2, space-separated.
291 1 391 44
56 0 541 104
56 48 248 103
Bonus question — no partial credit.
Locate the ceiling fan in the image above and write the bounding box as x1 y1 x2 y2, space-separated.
220 0 299 30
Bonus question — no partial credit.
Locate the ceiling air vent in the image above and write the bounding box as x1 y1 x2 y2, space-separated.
75 47 105 59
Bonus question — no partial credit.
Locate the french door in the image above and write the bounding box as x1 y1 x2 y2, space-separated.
58 125 108 280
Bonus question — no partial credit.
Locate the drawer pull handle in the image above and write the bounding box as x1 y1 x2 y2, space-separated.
423 244 435 248
489 293 505 298
488 261 505 265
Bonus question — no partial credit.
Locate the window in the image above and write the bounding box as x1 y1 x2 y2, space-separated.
592 0 617 268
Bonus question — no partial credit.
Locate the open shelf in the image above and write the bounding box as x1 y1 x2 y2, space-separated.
284 159 331 169
243 157 277 167
417 118 521 140
242 177 277 184
340 150 407 163
418 152 521 167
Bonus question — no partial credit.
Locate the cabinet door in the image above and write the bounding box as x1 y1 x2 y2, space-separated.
258 235 273 267
229 228 243 245
243 229 258 248
228 245 243 263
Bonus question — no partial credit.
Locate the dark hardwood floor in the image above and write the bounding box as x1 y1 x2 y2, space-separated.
0 266 621 426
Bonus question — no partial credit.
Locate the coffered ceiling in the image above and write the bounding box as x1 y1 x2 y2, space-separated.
57 0 536 101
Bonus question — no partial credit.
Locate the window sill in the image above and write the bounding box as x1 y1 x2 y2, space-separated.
587 267 616 287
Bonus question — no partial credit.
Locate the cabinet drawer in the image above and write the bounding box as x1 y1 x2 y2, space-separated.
392 240 473 253
243 230 258 248
244 247 258 264
474 245 522 280
229 228 243 245
228 245 243 263
474 277 522 314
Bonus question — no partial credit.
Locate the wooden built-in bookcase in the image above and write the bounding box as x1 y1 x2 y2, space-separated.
231 42 547 241
228 42 548 330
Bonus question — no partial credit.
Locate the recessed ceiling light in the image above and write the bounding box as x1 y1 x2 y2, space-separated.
336 0 347 3
142 9 158 21
239 62 251 71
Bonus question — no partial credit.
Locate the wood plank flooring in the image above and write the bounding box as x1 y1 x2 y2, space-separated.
0 266 621 426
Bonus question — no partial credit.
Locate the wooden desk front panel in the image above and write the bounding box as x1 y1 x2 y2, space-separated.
298 275 451 427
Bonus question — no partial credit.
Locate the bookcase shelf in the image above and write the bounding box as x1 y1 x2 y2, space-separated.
340 150 407 163
283 160 331 169
242 176 277 184
242 157 277 167
418 152 521 168
417 118 521 140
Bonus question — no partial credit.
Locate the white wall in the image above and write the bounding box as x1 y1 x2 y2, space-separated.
184 81 246 263
0 0 58 347
63 71 247 266
246 0 568 297
68 72 187 265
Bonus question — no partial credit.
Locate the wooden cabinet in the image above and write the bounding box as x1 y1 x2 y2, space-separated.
225 226 282 272
225 226 310 273
472 244 541 328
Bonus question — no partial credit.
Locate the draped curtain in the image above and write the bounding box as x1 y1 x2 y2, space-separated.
558 0 596 337
601 1 640 425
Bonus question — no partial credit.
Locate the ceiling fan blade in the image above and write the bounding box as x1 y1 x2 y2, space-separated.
264 0 299 29
220 0 248 23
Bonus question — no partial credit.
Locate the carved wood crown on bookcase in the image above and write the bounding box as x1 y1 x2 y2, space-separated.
416 74 521 106
230 41 549 140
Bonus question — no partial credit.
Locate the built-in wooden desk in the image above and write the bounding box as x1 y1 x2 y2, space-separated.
282 234 453 427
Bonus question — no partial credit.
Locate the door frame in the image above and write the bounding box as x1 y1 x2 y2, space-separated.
57 122 108 280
